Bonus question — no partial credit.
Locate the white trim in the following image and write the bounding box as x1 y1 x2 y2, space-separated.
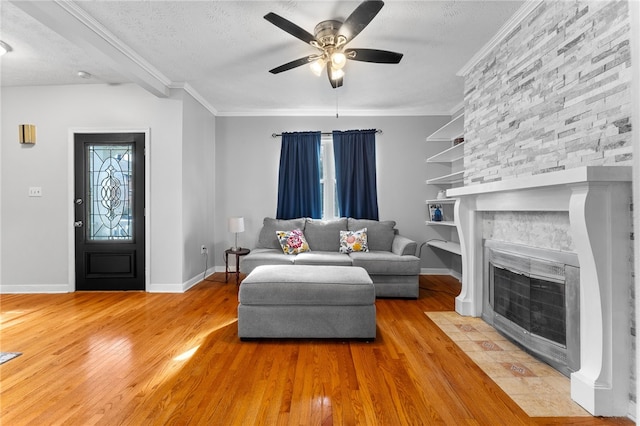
0 86 2 291
11 0 169 97
457 0 543 77
448 166 632 198
215 106 458 117
147 283 185 293
148 265 215 293
629 0 640 420
68 128 151 292
169 82 219 116
420 267 460 280
0 285 71 294
54 1 171 89
449 101 465 117
182 273 204 292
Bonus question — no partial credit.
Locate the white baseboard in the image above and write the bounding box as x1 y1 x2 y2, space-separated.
147 283 185 293
420 268 462 281
627 400 636 422
149 266 218 293
1 269 219 294
0 284 72 293
215 265 227 273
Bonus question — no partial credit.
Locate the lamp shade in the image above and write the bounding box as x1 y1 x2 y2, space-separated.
228 217 245 233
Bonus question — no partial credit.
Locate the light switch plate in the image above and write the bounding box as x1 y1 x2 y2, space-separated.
28 187 42 197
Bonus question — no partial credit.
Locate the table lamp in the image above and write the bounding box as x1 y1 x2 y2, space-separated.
228 217 245 251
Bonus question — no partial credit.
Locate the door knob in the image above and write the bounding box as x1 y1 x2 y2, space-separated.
74 221 83 228
75 198 83 205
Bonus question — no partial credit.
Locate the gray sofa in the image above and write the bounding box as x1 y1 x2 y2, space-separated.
241 217 420 298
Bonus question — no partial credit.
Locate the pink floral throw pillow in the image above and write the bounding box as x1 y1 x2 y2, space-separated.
276 229 310 255
339 228 369 253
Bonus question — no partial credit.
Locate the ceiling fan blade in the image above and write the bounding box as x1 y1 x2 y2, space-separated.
264 12 316 45
338 0 385 44
345 48 403 64
269 56 313 74
327 67 343 89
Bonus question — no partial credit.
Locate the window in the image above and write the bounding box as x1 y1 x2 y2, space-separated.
320 136 339 219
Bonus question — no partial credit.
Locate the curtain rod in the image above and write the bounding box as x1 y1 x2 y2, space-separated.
271 129 383 138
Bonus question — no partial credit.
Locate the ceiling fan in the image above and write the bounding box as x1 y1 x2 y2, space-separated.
264 0 403 89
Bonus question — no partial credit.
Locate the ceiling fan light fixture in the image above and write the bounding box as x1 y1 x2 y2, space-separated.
0 40 13 56
310 58 326 76
329 66 344 81
265 0 401 88
330 51 347 69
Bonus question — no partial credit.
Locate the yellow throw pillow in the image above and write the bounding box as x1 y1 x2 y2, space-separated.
339 228 369 253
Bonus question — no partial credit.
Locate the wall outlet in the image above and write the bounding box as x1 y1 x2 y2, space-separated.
201 245 207 255
28 187 42 197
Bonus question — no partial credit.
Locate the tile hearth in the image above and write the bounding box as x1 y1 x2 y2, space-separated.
426 311 590 417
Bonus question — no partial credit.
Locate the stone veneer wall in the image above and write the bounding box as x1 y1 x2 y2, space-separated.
461 0 635 410
463 0 632 185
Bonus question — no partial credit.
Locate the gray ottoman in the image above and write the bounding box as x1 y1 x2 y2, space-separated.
238 265 376 339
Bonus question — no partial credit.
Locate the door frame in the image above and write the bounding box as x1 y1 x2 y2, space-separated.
67 128 151 292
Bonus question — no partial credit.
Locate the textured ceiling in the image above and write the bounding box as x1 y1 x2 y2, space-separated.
0 1 525 116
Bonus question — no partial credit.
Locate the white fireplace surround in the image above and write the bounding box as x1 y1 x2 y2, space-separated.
447 166 632 417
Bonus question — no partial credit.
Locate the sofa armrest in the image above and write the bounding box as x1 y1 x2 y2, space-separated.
391 235 417 256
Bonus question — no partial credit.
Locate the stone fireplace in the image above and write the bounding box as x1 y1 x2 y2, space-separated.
447 166 632 416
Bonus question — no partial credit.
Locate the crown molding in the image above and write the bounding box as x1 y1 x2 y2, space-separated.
449 101 465 117
457 0 543 77
12 1 223 115
10 0 171 97
54 0 173 89
216 106 456 117
169 82 219 116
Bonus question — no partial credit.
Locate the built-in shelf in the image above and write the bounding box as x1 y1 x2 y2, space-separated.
425 198 457 204
426 170 464 185
427 240 461 256
424 112 465 277
425 220 456 227
426 142 465 163
426 113 464 142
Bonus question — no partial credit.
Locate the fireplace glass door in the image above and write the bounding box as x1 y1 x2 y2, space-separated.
483 241 580 377
493 266 566 346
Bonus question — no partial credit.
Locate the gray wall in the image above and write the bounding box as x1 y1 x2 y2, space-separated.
214 115 453 272
181 92 216 283
0 83 216 292
0 82 459 291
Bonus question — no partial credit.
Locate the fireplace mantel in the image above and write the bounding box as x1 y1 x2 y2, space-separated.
447 166 632 416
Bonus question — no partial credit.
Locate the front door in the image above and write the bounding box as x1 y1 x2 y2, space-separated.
74 133 145 291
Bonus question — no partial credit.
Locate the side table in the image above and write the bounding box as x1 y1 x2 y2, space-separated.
225 248 250 284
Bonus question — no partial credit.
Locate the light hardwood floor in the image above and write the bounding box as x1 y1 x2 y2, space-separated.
0 274 632 425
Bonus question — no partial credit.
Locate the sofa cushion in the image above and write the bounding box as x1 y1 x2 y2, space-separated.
294 251 353 266
339 228 369 253
276 229 310 254
349 251 420 275
239 265 374 306
257 217 306 249
304 218 347 251
348 219 396 252
240 248 294 274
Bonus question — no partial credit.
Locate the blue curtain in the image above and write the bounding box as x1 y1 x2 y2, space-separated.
333 129 379 220
276 131 322 219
